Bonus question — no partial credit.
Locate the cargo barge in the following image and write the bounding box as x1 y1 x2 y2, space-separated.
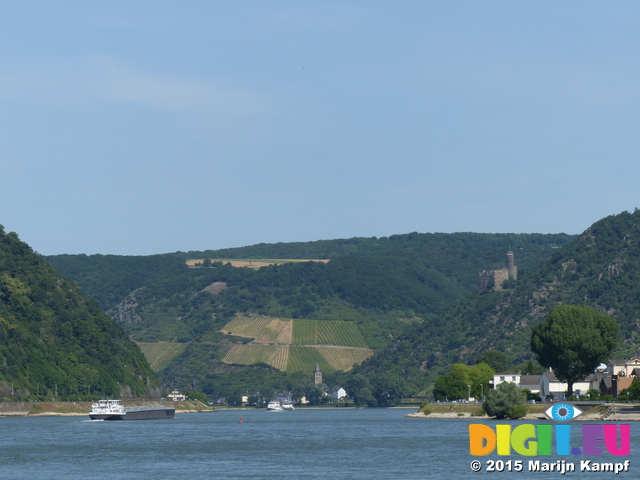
89 399 175 420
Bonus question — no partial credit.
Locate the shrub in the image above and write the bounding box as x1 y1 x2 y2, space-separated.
507 405 527 419
482 382 526 419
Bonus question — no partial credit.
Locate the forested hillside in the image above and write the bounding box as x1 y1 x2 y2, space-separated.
0 226 158 400
46 232 571 400
34 213 640 401
361 210 640 392
48 232 572 312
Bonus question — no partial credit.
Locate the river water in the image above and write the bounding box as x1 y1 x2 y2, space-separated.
0 408 637 479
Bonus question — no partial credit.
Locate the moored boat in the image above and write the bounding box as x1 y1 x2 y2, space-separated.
266 401 284 411
89 399 175 420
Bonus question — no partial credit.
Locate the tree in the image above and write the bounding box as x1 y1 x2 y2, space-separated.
514 359 543 375
620 378 640 401
433 363 494 401
483 382 526 419
531 305 618 397
433 365 470 401
467 363 494 400
345 373 373 406
586 388 601 401
476 350 508 373
305 385 324 406
185 390 207 403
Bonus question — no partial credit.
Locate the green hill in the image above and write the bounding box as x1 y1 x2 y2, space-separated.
46 232 571 399
360 209 640 393
48 232 573 312
0 226 158 400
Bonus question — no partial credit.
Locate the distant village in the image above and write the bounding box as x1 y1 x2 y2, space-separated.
489 357 640 402
185 363 347 407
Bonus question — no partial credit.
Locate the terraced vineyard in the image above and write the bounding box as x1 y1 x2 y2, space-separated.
223 316 292 344
287 346 333 373
315 346 373 371
317 320 367 347
220 316 373 373
290 318 316 344
136 342 188 371
223 344 289 371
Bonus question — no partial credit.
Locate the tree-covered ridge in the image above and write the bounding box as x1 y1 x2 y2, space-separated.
46 253 187 310
45 232 573 396
47 232 573 311
485 209 640 356
0 226 157 399
359 209 640 395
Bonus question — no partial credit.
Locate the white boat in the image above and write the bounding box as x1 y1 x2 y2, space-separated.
282 402 295 411
89 399 175 420
89 399 126 420
266 401 283 411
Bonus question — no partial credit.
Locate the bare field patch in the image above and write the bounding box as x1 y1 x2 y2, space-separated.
186 258 330 269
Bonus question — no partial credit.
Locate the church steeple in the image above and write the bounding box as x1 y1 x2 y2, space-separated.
314 362 323 386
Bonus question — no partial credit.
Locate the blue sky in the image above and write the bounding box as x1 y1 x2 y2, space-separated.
2 2 640 255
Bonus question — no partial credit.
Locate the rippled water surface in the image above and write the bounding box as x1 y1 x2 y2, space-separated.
0 408 637 479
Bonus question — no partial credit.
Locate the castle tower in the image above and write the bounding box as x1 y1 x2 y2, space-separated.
314 362 323 386
478 251 517 291
506 251 517 281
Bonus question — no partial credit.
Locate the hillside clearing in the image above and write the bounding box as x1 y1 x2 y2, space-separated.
186 259 330 269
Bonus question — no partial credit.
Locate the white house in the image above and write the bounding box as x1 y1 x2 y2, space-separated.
593 358 640 397
330 387 347 401
606 357 640 378
491 372 520 388
167 389 186 401
518 375 542 395
539 371 595 400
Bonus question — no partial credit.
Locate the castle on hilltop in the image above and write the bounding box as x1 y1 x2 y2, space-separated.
478 251 518 291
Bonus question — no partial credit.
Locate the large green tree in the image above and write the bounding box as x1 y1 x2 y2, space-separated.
531 305 618 397
433 363 494 401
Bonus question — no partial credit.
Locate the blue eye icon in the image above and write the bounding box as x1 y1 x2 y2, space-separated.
545 403 583 422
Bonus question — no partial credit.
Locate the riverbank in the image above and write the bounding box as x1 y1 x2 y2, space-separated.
405 403 640 421
0 400 215 417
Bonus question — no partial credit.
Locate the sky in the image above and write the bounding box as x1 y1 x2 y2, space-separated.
2 1 640 256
